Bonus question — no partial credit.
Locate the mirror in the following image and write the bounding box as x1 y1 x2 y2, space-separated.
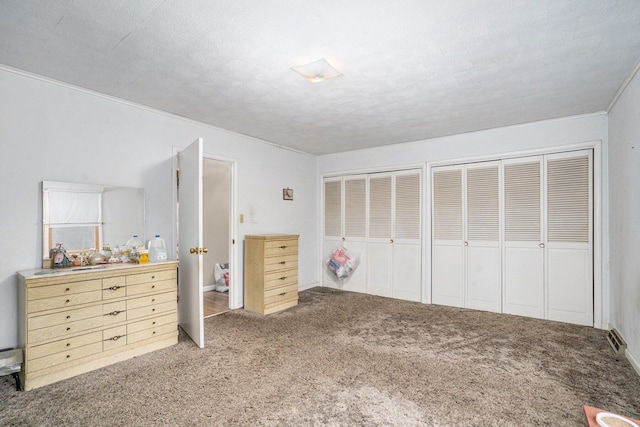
42 181 145 266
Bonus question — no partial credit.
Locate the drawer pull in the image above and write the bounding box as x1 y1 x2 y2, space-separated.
152 321 156 325
279 261 286 265
66 315 71 319
279 245 286 249
152 298 156 302
65 299 70 303
66 343 71 347
152 308 156 312
66 355 71 359
65 288 70 292
66 327 71 331
109 285 122 291
279 292 286 296
152 285 156 289
152 331 156 335
151 275 156 279
106 310 123 317
109 335 124 341
279 276 287 280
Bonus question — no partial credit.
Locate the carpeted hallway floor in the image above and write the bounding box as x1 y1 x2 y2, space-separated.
1 287 639 426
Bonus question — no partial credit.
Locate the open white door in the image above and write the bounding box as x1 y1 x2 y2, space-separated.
178 138 205 348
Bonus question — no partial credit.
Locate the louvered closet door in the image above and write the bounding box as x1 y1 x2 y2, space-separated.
323 177 343 286
545 151 593 326
392 170 422 302
367 173 393 297
431 165 464 307
503 157 544 319
342 176 368 293
465 162 501 313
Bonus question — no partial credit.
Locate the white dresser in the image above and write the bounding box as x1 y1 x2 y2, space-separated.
18 262 178 391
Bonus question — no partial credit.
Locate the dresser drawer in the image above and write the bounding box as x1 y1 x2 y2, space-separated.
127 301 176 320
264 254 298 273
28 290 103 313
102 276 126 299
127 279 176 296
28 305 103 331
28 341 103 373
28 316 104 344
127 322 176 345
28 331 103 361
127 291 176 310
265 283 298 304
27 279 102 300
127 312 177 334
264 269 298 289
264 240 298 257
126 269 176 286
102 301 127 326
264 296 298 315
102 325 127 351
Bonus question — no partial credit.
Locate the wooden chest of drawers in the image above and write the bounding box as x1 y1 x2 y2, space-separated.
244 234 299 315
18 262 178 391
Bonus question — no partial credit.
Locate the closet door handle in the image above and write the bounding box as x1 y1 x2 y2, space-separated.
464 241 468 246
539 243 545 248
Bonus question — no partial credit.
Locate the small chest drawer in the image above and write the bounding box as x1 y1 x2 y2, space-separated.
264 283 298 305
28 341 103 373
28 331 103 361
127 279 176 296
28 290 103 313
264 254 298 273
126 269 176 286
264 269 298 289
127 322 176 345
102 276 126 299
27 279 102 301
127 300 176 320
264 240 298 256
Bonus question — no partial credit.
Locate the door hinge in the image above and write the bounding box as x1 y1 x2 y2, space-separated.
176 169 180 180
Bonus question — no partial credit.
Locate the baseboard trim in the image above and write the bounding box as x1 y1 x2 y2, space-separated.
299 282 320 291
626 347 640 377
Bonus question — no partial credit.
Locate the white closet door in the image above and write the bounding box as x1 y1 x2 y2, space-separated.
465 162 501 313
432 166 464 307
503 157 544 319
545 151 593 326
343 176 368 293
393 171 422 302
368 173 393 297
323 177 343 286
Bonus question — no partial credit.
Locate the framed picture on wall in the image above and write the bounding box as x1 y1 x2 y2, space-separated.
283 188 294 201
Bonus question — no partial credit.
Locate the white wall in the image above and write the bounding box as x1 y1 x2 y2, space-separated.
0 68 318 349
608 67 640 369
319 113 610 326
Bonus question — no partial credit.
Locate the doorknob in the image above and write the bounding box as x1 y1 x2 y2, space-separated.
190 248 197 254
189 247 208 254
464 241 468 246
539 243 545 248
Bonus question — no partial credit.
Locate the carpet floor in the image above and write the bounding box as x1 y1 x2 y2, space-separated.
1 287 639 426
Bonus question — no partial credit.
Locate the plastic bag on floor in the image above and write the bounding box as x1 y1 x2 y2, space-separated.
326 246 360 279
214 263 229 292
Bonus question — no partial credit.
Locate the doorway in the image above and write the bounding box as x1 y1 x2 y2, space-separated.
202 158 231 318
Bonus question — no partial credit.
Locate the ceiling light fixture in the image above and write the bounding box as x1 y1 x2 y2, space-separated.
291 58 342 83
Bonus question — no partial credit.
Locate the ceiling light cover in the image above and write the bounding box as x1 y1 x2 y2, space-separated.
291 58 342 83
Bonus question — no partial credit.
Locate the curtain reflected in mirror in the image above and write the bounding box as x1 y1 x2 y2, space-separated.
42 181 144 266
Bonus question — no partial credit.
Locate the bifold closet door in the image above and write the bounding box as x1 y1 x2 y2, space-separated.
545 151 592 326
323 176 368 292
431 166 464 307
502 157 545 319
392 171 422 302
367 173 394 297
465 162 501 313
432 162 501 311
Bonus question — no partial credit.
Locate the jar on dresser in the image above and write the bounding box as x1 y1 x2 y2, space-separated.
17 262 179 391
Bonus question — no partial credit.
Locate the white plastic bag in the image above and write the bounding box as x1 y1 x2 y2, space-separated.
214 263 229 292
326 246 360 279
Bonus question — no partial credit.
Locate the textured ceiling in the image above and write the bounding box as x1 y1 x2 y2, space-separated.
1 1 640 155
